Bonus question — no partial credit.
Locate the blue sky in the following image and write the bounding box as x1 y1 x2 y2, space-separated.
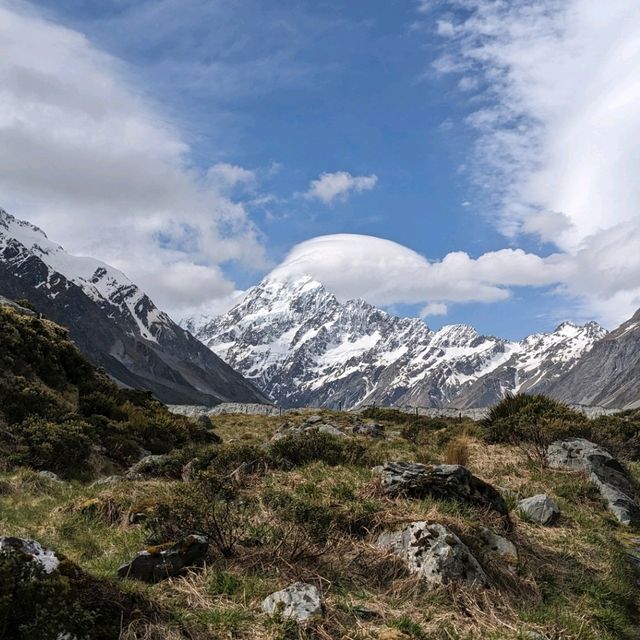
2 0 640 338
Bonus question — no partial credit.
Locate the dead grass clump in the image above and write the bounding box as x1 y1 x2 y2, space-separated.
444 437 471 466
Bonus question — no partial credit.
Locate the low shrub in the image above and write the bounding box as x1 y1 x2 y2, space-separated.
267 431 367 468
145 471 253 557
482 394 587 461
10 418 94 474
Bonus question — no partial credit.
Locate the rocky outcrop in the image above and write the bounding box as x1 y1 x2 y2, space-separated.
376 462 509 517
261 582 323 622
0 536 60 573
517 495 560 525
548 438 640 526
377 522 486 589
117 535 208 583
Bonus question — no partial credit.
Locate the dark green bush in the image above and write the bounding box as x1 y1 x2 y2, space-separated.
267 431 367 468
11 418 94 473
0 550 94 640
482 394 586 450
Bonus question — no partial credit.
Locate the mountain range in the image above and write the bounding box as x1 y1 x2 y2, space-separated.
0 209 267 406
186 275 620 410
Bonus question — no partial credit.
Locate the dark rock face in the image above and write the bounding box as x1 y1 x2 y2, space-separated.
376 462 509 518
117 535 209 582
545 310 640 409
189 275 605 410
0 209 268 406
548 439 640 526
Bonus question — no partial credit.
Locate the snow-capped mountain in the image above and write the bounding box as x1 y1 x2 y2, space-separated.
0 208 268 406
187 274 607 409
543 308 640 410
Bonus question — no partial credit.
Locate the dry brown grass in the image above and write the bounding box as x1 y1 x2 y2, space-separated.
444 436 471 466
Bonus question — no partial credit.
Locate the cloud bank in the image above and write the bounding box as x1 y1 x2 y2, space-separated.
0 0 265 314
431 0 640 324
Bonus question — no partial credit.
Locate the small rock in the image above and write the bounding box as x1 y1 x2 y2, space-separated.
315 424 346 438
377 521 486 589
0 537 60 573
304 415 324 425
117 534 208 583
126 454 175 480
517 494 560 525
478 527 518 572
38 470 63 483
261 582 323 622
91 475 123 487
352 422 385 438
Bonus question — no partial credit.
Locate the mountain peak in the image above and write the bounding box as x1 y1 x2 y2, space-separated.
189 275 604 410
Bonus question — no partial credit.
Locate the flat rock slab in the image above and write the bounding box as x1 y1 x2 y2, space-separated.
117 535 208 583
261 582 323 622
0 536 60 573
517 494 560 526
548 438 640 526
377 462 509 517
377 521 486 589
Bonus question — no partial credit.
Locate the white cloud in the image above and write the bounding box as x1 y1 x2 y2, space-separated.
304 171 378 204
206 163 256 194
421 302 448 317
270 233 564 309
431 0 640 324
0 0 266 314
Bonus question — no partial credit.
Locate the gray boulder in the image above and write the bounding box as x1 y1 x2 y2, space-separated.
271 420 346 442
377 521 486 589
261 582 323 622
0 536 60 573
517 494 560 525
304 415 324 425
126 454 176 480
376 462 509 517
117 535 208 582
478 527 518 572
37 470 63 483
352 422 385 438
91 475 124 487
547 438 640 526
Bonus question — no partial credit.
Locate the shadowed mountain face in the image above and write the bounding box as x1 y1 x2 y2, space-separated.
544 309 640 410
185 275 606 410
0 209 269 406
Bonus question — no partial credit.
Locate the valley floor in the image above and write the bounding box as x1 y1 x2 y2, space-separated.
2 409 640 639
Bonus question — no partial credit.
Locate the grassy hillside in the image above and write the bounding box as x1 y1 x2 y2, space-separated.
0 304 214 478
1 304 640 639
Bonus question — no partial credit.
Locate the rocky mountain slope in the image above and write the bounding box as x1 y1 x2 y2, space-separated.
186 275 606 409
0 208 268 406
544 308 640 409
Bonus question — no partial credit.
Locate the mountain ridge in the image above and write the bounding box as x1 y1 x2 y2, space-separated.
187 274 607 409
0 208 269 406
